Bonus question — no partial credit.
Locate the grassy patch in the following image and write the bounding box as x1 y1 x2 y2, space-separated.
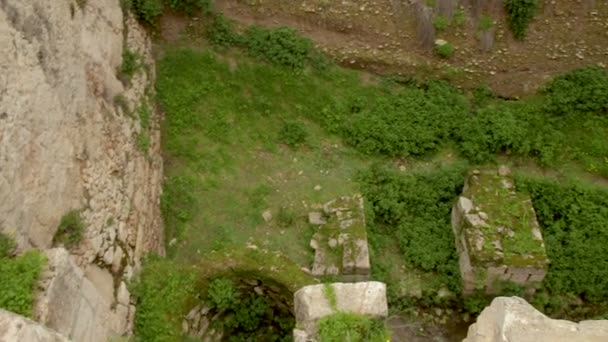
317 312 390 342
156 48 378 264
0 235 46 318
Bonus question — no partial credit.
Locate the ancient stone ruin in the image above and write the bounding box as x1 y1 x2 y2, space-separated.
293 282 388 341
451 166 549 294
308 195 370 281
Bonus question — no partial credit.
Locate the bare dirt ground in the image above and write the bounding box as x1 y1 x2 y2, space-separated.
210 0 608 97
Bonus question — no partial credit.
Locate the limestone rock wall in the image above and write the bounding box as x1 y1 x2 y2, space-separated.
0 0 163 340
464 297 608 342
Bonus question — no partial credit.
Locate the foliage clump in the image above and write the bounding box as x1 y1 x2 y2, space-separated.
343 81 467 156
359 163 466 280
517 177 608 317
244 26 313 69
317 312 390 342
0 234 46 317
278 121 308 148
53 210 85 248
543 66 608 118
207 278 236 310
119 48 143 83
504 0 538 39
435 42 454 58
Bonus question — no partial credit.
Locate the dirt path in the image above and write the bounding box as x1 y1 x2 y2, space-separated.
212 0 608 97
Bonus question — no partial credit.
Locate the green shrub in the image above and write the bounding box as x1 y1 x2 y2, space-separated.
207 14 241 47
343 81 467 156
137 132 151 152
278 121 308 147
456 103 529 163
207 278 236 310
53 210 84 248
543 66 608 118
131 255 196 342
119 48 143 82
131 0 164 26
435 42 454 58
0 233 16 259
244 26 313 68
504 0 538 39
0 250 46 317
164 0 212 15
317 312 390 342
358 163 466 279
433 15 450 31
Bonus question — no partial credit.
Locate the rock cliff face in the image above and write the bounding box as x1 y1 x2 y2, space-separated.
0 309 70 342
464 297 608 342
0 0 163 340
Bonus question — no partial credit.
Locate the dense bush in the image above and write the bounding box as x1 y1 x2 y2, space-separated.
343 81 467 156
317 312 390 342
358 163 466 280
504 0 538 39
244 26 313 69
435 42 454 58
543 66 608 118
131 0 164 26
131 255 196 341
164 0 212 15
207 278 236 310
278 121 308 147
0 238 46 317
456 103 529 163
53 210 84 248
207 14 241 47
517 177 608 311
432 15 449 31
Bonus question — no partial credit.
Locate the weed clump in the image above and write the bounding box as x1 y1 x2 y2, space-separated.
53 210 85 248
435 42 455 58
278 121 308 148
0 233 46 317
317 312 390 342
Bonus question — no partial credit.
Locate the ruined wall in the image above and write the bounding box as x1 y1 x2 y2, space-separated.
0 0 163 340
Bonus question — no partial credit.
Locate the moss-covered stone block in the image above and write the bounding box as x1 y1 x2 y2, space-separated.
451 166 549 294
309 195 370 281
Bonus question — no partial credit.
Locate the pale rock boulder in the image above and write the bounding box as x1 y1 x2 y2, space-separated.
464 297 608 342
35 248 133 342
0 309 71 342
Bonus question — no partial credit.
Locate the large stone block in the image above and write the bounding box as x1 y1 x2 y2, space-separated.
464 297 608 342
451 167 549 294
294 282 388 334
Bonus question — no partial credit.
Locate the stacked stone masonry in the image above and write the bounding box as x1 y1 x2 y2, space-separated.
451 166 548 294
308 195 370 281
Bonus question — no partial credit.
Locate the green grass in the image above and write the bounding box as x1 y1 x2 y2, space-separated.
0 235 46 318
157 48 380 264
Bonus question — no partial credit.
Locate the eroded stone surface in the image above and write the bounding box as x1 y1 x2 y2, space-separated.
451 167 548 294
0 309 71 342
464 297 608 342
